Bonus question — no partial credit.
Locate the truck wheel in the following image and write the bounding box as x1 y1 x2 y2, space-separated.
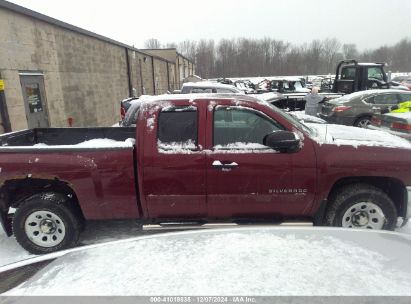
354 116 371 128
324 184 397 230
12 193 82 254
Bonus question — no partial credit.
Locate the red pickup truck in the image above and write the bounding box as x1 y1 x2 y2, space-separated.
1 94 411 254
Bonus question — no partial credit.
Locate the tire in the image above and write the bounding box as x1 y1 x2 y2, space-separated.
12 192 82 254
324 184 397 231
354 116 371 128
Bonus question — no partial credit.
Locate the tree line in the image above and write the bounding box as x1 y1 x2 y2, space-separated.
144 37 411 79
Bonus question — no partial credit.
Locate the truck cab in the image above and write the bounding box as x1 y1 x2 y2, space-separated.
333 60 389 94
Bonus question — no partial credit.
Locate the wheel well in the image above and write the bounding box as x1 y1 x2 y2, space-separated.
0 178 84 220
327 177 407 217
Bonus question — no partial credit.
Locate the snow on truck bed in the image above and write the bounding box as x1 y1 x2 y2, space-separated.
1 138 135 150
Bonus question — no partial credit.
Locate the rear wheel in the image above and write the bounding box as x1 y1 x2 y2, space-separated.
354 116 371 128
324 184 397 231
12 192 82 254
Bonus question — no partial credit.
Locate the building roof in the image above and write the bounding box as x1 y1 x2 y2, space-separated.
140 48 194 64
0 0 182 65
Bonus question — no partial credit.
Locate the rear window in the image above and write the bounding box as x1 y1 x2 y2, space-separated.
341 67 356 80
399 94 411 102
158 106 198 149
189 88 213 93
373 94 398 105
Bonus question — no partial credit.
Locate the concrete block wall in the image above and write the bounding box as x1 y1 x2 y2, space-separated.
153 59 169 95
0 3 195 132
0 8 129 128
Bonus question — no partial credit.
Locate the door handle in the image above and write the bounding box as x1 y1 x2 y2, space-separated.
212 160 239 170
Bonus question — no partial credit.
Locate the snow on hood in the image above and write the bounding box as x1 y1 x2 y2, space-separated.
249 92 283 102
5 228 411 296
289 111 327 124
308 123 411 149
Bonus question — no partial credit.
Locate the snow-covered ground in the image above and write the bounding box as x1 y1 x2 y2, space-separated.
0 220 165 267
1 220 410 268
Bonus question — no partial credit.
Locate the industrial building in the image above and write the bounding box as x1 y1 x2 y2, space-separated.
0 0 195 132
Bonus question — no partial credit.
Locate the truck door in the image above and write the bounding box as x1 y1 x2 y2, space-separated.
141 102 207 219
205 104 316 218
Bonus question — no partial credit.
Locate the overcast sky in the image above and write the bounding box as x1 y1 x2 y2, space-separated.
7 0 411 50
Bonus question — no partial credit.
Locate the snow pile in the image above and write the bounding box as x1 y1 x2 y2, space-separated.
6 229 411 296
289 111 327 124
308 123 411 149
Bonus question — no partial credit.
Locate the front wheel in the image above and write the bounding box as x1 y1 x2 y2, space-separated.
12 193 82 254
324 184 397 230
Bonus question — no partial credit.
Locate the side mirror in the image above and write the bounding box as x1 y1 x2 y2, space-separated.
263 131 301 153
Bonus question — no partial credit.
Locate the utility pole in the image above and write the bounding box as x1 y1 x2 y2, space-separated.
0 72 11 133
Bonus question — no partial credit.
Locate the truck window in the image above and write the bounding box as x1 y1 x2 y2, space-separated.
341 67 356 80
368 67 384 81
158 106 198 150
213 107 284 147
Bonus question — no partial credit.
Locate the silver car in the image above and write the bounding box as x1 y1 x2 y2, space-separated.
319 89 411 128
2 227 411 297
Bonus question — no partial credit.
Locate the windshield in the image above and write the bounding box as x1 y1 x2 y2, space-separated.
266 102 315 136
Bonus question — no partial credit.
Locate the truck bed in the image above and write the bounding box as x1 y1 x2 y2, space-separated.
0 127 140 223
0 127 136 150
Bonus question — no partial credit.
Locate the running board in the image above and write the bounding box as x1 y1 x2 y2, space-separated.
143 221 313 231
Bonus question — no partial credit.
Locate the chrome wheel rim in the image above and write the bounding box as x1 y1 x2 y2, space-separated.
24 210 66 247
357 119 371 128
342 202 385 229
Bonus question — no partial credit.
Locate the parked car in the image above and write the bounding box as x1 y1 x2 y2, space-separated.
233 80 257 94
0 94 411 254
2 227 411 296
369 112 411 141
270 78 310 93
319 89 411 127
120 96 139 120
180 81 243 94
400 77 411 90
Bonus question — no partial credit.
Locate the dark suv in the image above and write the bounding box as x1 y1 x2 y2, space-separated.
319 89 411 128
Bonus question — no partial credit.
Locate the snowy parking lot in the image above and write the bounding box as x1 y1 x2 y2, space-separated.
1 220 411 268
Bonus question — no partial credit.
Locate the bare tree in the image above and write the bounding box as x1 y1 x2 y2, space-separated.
178 40 197 61
150 37 411 78
144 38 161 49
322 38 342 73
342 43 359 60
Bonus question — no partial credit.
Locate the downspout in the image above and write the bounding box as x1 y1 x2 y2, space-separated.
151 57 156 95
166 63 170 91
139 58 144 95
125 48 133 97
176 56 180 89
0 72 11 133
